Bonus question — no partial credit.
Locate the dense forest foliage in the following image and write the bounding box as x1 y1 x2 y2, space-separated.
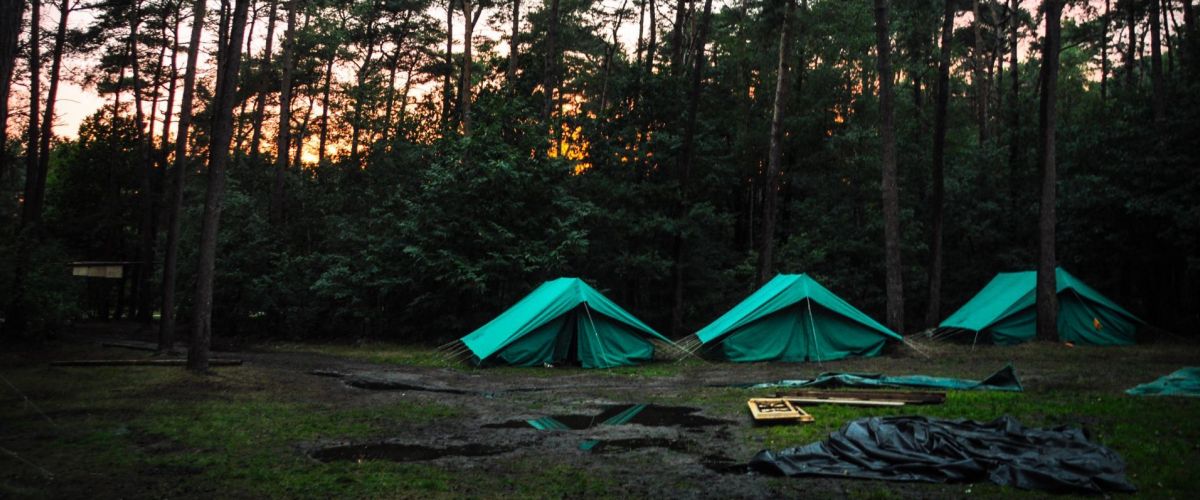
1 0 1197 359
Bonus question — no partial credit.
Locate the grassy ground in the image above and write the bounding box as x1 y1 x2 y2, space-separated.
3 332 1199 498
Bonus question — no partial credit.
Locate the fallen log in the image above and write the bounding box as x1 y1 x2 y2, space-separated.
50 359 243 367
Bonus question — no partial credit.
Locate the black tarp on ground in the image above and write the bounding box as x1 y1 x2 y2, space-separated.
749 416 1135 494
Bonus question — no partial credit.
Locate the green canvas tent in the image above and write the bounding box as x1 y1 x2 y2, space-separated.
458 278 673 368
687 274 901 363
938 267 1143 346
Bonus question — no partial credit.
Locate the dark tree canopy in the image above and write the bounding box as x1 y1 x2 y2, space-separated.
1 0 1197 343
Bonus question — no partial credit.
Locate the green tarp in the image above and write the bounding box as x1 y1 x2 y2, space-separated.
746 364 1023 392
1126 368 1200 397
460 278 671 368
939 267 1143 346
693 274 901 363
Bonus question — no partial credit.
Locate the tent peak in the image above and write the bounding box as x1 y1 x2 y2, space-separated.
460 277 672 367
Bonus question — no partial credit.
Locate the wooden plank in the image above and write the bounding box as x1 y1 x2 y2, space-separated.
775 389 945 405
102 341 164 352
783 397 905 407
747 398 813 423
50 359 242 367
70 265 125 278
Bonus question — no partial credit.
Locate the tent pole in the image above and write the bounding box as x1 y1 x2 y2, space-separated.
901 336 933 359
581 302 612 370
805 297 823 366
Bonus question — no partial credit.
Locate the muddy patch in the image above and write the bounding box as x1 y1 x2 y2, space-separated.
130 428 186 455
309 369 475 395
342 377 474 394
581 437 689 453
700 455 754 475
483 404 732 430
310 442 514 463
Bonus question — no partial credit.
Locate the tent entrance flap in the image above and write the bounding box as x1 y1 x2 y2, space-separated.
693 274 900 363
495 307 653 368
459 278 673 368
576 307 656 368
493 314 572 367
937 268 1143 346
713 301 894 363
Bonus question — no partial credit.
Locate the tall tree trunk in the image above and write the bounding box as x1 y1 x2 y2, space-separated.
294 87 316 166
926 0 953 328
874 0 905 334
147 20 168 150
0 0 24 180
1102 0 1111 101
383 51 398 146
669 0 687 73
6 0 42 338
443 1 454 128
1149 0 1165 123
232 0 259 152
757 0 794 286
669 0 712 335
460 0 483 136
1184 0 1196 44
38 0 70 220
316 14 341 163
114 64 124 118
542 0 560 123
599 0 630 115
317 41 335 163
159 3 181 167
378 9 413 146
507 0 520 83
399 57 416 124
1126 3 1136 88
271 0 295 224
1139 10 1146 70
982 2 1000 121
189 0 251 373
249 0 279 156
635 0 645 68
1035 0 1063 342
130 0 160 324
289 10 312 164
973 0 990 142
1163 0 1174 74
159 0 180 158
350 8 378 160
632 0 657 166
160 0 210 353
152 5 181 293
645 0 657 76
1008 0 1020 204
21 0 43 228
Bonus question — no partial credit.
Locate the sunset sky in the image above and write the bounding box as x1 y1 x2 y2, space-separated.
20 0 1121 139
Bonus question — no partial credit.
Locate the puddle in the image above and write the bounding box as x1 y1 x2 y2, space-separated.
309 369 475 395
309 369 349 378
341 377 474 395
581 437 689 453
483 405 731 430
310 443 513 463
700 454 753 475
